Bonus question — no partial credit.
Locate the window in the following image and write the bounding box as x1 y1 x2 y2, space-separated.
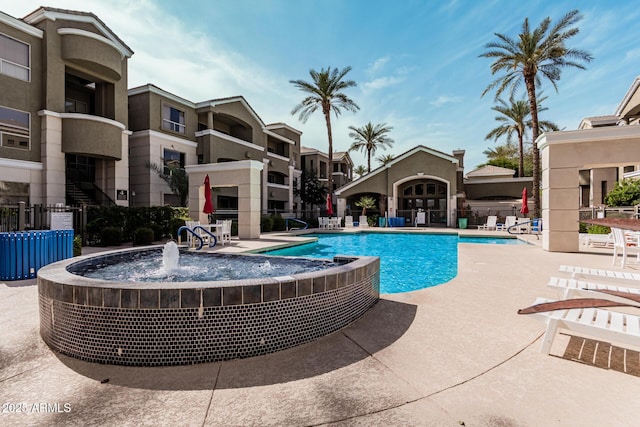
0 105 29 150
163 149 185 175
65 98 88 113
268 172 286 185
0 33 29 81
162 105 185 134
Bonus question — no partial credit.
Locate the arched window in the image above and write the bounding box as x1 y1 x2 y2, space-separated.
398 179 447 213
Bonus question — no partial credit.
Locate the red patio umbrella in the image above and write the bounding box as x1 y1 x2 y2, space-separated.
326 193 334 216
203 174 214 216
520 187 529 215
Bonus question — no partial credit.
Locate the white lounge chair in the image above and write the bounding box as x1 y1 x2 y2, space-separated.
359 216 369 228
344 216 354 228
503 216 516 232
559 265 640 282
525 297 640 354
515 217 531 233
478 215 497 231
548 276 640 300
611 227 640 268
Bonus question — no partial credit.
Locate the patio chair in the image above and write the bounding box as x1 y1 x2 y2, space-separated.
503 216 517 232
185 220 200 248
318 217 328 230
611 227 640 268
548 276 640 300
523 297 640 354
344 216 354 228
478 215 497 231
359 215 369 228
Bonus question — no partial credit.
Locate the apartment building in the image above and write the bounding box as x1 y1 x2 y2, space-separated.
128 84 302 214
0 7 132 206
300 147 353 190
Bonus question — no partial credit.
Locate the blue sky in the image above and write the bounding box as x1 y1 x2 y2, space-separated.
6 1 640 171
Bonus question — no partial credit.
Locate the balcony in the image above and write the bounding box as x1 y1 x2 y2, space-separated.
59 28 124 82
62 114 126 159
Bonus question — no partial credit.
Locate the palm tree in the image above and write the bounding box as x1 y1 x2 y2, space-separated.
485 97 558 177
290 67 359 202
376 153 395 166
353 164 367 178
348 122 393 173
480 9 592 216
483 141 518 160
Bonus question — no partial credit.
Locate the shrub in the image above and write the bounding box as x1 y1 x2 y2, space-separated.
147 223 164 241
231 220 238 236
170 217 186 240
261 215 273 232
134 227 155 246
587 224 611 235
100 227 122 247
271 214 285 231
73 235 82 257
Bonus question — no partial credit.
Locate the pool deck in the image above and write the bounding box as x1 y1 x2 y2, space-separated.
2 228 639 426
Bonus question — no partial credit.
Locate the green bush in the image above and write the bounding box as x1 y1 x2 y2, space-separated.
587 224 611 235
134 227 155 246
146 223 164 241
100 227 122 247
170 217 186 240
231 220 238 236
604 179 640 207
73 235 82 257
271 214 285 231
261 215 273 232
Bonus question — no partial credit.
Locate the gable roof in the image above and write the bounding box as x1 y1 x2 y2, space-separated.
23 7 133 57
615 76 640 117
335 145 458 195
465 165 515 179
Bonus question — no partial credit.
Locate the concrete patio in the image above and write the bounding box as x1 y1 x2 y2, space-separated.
1 231 639 426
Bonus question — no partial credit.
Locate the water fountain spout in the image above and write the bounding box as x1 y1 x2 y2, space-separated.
162 241 180 272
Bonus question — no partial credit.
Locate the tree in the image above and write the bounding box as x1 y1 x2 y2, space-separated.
355 195 376 216
294 169 328 211
481 9 592 216
353 165 367 178
146 162 188 206
376 153 395 167
348 122 394 172
290 67 359 202
485 97 558 177
604 179 640 207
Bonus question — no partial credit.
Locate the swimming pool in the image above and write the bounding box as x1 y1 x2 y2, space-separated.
265 233 525 294
266 233 458 294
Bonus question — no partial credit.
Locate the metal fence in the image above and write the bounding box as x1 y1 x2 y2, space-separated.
0 202 85 239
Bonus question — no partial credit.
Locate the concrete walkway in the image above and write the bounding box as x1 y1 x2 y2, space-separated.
2 232 640 426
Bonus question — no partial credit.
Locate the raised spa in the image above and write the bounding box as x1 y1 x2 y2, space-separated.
37 244 379 366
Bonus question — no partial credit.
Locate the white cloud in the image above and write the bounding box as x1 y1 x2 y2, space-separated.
362 75 404 92
368 56 390 74
429 95 462 107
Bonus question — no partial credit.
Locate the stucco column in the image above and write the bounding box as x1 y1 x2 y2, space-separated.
38 111 66 205
262 158 269 214
337 197 346 218
186 160 264 240
540 137 581 252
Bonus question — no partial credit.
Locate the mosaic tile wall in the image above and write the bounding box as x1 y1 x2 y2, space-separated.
38 255 379 366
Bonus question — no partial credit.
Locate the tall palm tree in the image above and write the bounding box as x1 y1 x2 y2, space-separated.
290 67 359 202
376 153 395 166
485 97 558 177
348 122 394 172
480 9 592 216
353 164 367 178
483 141 518 160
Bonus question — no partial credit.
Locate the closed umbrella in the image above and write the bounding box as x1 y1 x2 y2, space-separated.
326 193 333 216
203 174 214 217
520 187 529 215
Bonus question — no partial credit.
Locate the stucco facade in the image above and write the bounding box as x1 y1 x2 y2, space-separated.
335 146 461 227
0 7 133 206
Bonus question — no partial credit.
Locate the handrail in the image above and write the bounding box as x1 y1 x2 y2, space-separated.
177 226 205 250
286 218 308 231
507 218 542 238
192 225 217 247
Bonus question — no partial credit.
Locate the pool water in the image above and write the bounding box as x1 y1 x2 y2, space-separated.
266 233 458 294
459 236 527 245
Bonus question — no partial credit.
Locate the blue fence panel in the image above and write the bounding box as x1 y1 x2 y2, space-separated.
0 230 74 281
